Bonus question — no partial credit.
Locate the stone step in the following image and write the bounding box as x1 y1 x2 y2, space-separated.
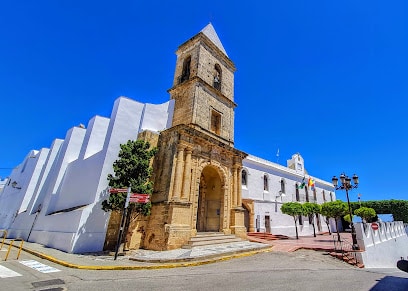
182 233 243 249
247 232 289 240
189 234 238 242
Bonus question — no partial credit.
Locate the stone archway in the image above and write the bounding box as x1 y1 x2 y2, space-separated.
196 165 223 232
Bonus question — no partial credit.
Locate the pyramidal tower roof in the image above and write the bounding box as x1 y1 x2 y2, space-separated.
200 23 228 57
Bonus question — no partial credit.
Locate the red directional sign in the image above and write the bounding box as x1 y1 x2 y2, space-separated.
129 194 150 203
109 188 128 193
371 222 379 230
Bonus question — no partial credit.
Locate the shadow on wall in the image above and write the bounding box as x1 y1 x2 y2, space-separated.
70 189 111 253
369 276 408 290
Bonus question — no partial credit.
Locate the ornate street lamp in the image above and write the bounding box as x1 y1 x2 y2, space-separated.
332 173 359 250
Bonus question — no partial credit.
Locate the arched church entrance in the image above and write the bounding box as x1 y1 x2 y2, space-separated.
196 166 223 232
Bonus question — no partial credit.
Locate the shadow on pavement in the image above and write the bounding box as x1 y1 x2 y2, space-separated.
370 276 408 291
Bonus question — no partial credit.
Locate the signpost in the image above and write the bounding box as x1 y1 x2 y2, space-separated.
114 187 131 260
371 222 379 230
109 187 150 260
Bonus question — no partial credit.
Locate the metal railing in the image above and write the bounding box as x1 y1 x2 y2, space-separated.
333 235 361 266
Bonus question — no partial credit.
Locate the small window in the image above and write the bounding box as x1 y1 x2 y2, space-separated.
213 64 222 90
210 110 221 135
263 175 268 191
330 192 333 202
280 179 285 194
313 189 317 202
180 56 191 83
242 170 247 186
323 190 326 202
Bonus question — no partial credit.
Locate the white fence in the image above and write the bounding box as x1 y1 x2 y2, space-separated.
355 221 408 268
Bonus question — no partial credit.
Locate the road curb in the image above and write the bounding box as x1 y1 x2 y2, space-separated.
3 241 273 270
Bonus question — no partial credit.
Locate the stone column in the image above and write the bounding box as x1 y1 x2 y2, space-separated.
237 166 242 207
232 165 237 207
172 145 185 201
222 185 229 231
181 148 192 200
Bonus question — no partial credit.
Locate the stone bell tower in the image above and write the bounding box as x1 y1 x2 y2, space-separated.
144 24 247 251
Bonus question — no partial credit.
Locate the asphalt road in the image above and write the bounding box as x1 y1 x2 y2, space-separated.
1 249 408 290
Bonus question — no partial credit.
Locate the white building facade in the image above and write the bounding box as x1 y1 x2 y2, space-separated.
242 154 335 237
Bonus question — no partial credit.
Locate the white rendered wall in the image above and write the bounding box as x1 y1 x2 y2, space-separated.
139 100 174 133
355 221 408 268
3 96 174 253
242 154 334 237
0 149 43 230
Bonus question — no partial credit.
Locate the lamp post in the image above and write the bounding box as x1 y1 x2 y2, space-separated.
332 173 359 250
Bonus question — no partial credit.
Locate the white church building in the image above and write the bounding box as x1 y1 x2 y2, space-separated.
0 24 335 253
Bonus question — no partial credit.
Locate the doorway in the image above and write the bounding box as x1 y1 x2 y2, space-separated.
265 215 271 233
196 166 222 232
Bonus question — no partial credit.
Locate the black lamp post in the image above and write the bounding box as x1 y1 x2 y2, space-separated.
332 173 359 250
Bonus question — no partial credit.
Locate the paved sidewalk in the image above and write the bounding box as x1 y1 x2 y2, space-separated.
0 239 271 270
0 233 347 270
252 233 351 252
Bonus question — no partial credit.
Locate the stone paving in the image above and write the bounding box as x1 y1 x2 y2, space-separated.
130 241 270 262
0 233 350 269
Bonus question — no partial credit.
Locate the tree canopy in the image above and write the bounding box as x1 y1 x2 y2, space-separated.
351 200 408 223
354 207 376 223
102 139 157 216
321 200 347 241
302 202 321 237
281 202 303 239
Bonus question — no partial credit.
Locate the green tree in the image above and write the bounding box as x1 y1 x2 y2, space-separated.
343 213 353 223
354 207 376 223
281 202 303 239
350 200 408 223
102 139 157 217
302 202 321 237
321 200 347 242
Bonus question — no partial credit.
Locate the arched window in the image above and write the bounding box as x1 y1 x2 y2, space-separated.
213 64 222 90
313 188 317 202
295 185 300 201
323 190 326 202
330 192 333 201
242 170 247 186
305 186 309 202
280 179 285 194
180 56 191 83
263 175 268 191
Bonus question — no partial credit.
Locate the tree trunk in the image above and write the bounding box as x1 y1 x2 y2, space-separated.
293 217 299 239
311 215 316 237
325 218 331 235
335 218 341 242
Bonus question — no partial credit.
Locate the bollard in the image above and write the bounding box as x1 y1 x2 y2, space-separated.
0 230 7 250
4 239 24 261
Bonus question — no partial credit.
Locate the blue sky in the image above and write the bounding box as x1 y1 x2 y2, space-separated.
1 1 407 203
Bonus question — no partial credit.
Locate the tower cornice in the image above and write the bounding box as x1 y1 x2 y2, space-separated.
168 75 237 108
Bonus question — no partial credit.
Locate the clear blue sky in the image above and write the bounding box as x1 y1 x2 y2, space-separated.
1 1 407 203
